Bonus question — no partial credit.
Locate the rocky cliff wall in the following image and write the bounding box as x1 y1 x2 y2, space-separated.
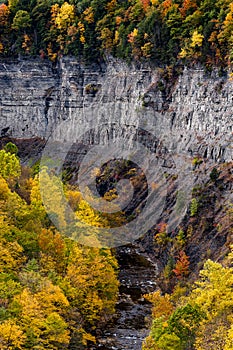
0 57 232 162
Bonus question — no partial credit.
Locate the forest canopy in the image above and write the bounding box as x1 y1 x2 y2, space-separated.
0 146 119 349
0 0 233 66
143 249 233 350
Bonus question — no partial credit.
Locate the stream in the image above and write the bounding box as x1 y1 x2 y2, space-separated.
92 245 158 350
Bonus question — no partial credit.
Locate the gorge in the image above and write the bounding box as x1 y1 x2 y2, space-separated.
0 56 232 349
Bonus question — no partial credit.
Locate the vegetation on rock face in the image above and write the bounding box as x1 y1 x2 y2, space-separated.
0 146 119 349
1 0 233 66
143 160 233 350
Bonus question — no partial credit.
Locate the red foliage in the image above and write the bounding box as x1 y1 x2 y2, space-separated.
179 0 197 18
161 0 173 17
39 49 46 59
157 221 168 233
141 0 150 12
173 250 190 279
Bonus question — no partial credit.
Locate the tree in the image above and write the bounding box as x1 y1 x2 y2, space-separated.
73 191 110 246
83 6 94 23
173 250 190 279
22 34 32 53
0 4 10 27
0 320 26 349
157 332 182 350
154 222 172 246
0 176 11 200
190 30 204 48
190 197 198 216
144 290 174 319
54 2 75 31
179 30 204 59
168 304 204 345
146 301 204 349
225 325 233 350
39 168 67 231
64 244 119 326
12 10 31 31
186 258 233 349
11 284 70 348
4 142 18 155
0 160 119 349
0 239 25 274
141 0 151 12
43 312 70 346
179 0 197 18
0 149 21 180
189 260 233 318
38 228 67 274
161 0 173 18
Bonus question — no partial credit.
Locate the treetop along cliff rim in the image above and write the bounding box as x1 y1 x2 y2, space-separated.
39 114 195 248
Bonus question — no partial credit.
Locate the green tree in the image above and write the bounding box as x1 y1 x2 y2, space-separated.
157 333 182 350
0 150 21 180
190 197 198 216
4 142 18 155
12 10 31 30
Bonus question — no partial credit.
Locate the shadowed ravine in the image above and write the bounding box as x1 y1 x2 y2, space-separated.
91 245 158 350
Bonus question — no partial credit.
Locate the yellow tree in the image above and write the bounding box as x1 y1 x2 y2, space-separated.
39 168 67 230
83 6 94 23
0 320 26 349
64 243 119 325
55 2 75 31
179 29 204 59
0 239 24 273
49 2 76 54
11 282 70 349
225 325 233 350
38 228 67 274
72 187 110 246
190 30 204 48
144 290 174 320
30 176 47 225
186 259 233 349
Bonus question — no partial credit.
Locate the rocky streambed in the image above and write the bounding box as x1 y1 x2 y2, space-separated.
92 245 158 350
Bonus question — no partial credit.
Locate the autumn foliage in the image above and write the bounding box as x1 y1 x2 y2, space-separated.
173 250 190 279
143 251 233 350
0 0 233 66
0 147 119 348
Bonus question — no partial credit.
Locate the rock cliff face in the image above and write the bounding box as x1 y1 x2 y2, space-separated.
0 57 232 162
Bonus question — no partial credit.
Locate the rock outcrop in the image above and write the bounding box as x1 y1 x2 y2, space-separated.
0 57 232 162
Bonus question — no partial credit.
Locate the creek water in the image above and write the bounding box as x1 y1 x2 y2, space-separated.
92 245 158 350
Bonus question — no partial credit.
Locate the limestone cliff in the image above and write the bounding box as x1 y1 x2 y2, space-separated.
0 57 232 162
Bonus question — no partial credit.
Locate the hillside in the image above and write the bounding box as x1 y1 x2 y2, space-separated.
1 0 233 67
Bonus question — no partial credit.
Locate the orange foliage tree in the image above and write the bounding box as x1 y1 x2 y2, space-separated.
0 4 9 27
179 0 197 18
173 250 190 279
